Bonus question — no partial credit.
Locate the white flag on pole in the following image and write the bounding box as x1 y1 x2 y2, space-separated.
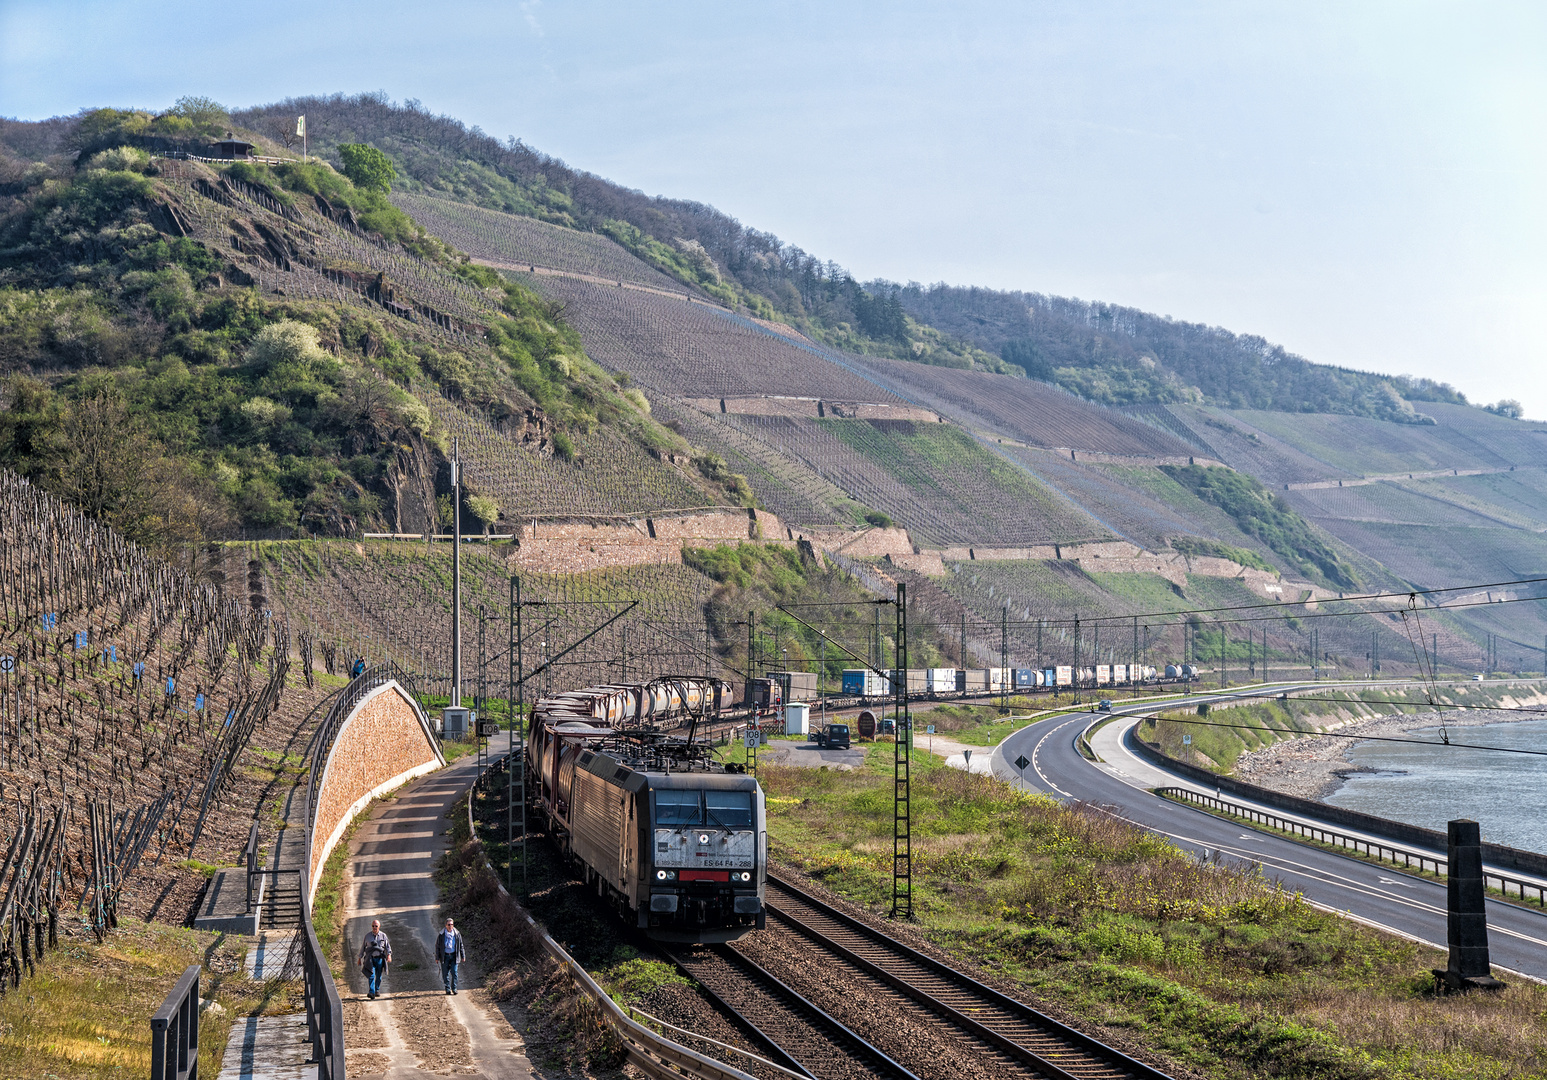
296 115 306 137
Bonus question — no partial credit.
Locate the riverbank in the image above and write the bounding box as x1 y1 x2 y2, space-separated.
1234 686 1547 800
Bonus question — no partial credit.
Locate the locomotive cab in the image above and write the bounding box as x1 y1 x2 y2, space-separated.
643 773 765 942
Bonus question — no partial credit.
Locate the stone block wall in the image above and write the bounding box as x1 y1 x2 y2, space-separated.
308 682 444 905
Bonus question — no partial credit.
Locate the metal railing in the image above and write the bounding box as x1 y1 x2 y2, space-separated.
150 964 201 1080
299 904 343 1079
305 661 421 833
1159 787 1547 908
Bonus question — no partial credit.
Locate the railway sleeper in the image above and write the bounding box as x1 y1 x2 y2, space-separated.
765 878 1175 1080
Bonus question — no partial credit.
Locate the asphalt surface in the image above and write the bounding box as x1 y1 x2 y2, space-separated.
991 690 1547 983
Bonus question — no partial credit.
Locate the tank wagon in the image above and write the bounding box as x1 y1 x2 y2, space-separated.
529 675 765 943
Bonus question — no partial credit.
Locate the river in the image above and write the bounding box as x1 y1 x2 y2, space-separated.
1323 717 1547 854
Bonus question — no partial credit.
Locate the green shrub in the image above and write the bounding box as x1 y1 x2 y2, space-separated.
337 144 396 193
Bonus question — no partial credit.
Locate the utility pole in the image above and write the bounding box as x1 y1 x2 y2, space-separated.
507 575 527 896
999 605 1008 711
453 438 461 705
1219 621 1226 690
891 583 911 920
1073 614 1081 705
959 613 967 671
1132 617 1139 698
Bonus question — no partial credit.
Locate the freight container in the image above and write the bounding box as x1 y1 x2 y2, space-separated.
766 670 818 702
1014 668 1039 688
841 669 892 697
1095 665 1110 685
1054 665 1073 686
1110 664 1127 683
925 668 956 693
784 702 810 736
1043 667 1057 687
959 669 989 692
887 668 929 693
988 667 1011 691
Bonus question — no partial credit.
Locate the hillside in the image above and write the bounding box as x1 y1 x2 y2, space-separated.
7 96 1547 676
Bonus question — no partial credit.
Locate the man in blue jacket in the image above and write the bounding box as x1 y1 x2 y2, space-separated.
436 916 466 995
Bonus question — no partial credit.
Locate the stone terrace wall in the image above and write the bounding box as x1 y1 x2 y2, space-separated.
308 682 444 906
507 509 790 574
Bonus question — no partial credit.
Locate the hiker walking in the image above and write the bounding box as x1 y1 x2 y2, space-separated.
436 916 466 995
358 919 392 999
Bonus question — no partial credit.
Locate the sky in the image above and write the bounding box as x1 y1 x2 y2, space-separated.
3 1 1544 414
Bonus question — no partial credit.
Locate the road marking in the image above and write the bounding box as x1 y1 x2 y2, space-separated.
1378 877 1417 889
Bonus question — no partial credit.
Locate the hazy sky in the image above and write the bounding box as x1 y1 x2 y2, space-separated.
4 2 1544 414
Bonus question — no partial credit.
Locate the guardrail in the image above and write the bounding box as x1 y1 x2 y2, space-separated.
1159 787 1547 908
149 964 201 1080
462 761 793 1080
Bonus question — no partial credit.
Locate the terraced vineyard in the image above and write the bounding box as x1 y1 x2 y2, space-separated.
418 387 714 518
997 449 1226 551
1232 406 1547 478
849 355 1198 457
157 160 497 339
1165 406 1352 485
393 192 690 292
722 416 1109 546
650 397 857 528
1408 469 1547 529
1287 482 1509 528
519 273 903 402
252 542 718 693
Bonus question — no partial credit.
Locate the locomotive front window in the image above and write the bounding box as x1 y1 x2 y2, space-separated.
705 790 754 829
654 789 703 826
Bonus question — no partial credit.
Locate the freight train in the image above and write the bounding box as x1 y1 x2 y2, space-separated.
528 675 766 943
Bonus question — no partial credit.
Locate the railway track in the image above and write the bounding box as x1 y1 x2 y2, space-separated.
664 942 923 1080
760 874 1176 1080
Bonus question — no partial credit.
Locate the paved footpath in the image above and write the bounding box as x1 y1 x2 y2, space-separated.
338 757 535 1080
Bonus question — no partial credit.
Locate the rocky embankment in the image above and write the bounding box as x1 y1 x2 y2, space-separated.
1233 685 1547 799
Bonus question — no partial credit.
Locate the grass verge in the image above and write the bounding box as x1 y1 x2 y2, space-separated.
0 923 301 1079
763 744 1547 1080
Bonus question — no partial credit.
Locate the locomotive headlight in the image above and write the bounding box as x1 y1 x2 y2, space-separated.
656 870 667 881
738 871 753 882
698 833 709 844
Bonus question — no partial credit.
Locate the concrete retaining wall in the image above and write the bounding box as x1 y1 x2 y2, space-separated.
308 682 444 906
1129 734 1547 878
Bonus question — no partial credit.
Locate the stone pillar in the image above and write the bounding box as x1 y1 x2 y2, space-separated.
1441 819 1503 991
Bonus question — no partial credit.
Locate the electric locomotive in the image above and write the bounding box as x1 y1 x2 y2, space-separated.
529 677 766 943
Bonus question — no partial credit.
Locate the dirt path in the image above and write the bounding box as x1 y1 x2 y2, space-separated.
338 758 535 1080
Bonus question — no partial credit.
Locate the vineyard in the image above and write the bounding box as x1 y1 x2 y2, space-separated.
1287 482 1507 528
1159 407 1350 486
846 355 1199 458
0 470 330 981
996 449 1229 552
391 192 691 293
518 273 904 402
243 541 720 698
1227 406 1547 479
649 397 859 528
155 159 499 340
1409 469 1547 530
416 386 714 519
710 416 1109 546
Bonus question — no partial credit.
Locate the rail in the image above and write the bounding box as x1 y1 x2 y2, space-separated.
463 760 765 1080
149 964 201 1080
1158 788 1547 908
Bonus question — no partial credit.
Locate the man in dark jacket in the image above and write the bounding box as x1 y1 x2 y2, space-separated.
358 919 392 999
435 916 466 995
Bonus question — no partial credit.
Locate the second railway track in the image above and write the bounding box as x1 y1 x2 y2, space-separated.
757 874 1176 1080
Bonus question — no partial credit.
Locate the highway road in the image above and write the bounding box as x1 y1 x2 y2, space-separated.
990 690 1547 983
